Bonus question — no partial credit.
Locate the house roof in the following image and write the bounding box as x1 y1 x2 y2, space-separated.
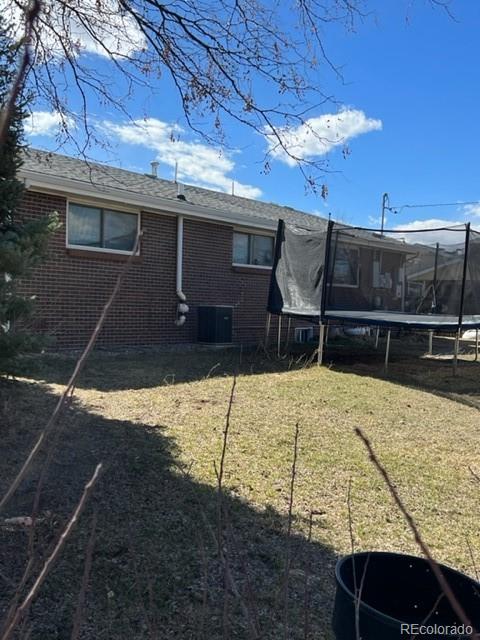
19 149 412 254
20 148 328 232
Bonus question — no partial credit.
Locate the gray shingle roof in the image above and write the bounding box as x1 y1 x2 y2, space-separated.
22 148 328 231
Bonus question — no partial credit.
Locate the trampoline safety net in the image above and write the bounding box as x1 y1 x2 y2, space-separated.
267 220 480 330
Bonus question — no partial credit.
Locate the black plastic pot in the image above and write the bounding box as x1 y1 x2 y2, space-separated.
332 551 480 640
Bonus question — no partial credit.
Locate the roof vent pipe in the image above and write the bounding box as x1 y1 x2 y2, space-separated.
150 161 159 178
177 183 185 200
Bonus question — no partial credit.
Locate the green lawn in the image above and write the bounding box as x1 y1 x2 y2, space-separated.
1 338 479 639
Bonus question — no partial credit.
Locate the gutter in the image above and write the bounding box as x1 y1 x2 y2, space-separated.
175 215 189 326
19 170 279 232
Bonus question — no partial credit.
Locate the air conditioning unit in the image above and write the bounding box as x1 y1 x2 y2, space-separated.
197 306 233 343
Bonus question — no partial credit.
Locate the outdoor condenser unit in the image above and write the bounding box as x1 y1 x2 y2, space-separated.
197 306 233 344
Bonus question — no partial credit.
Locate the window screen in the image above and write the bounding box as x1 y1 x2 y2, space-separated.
332 246 359 286
68 204 101 247
233 232 249 264
233 232 273 266
68 203 138 252
104 210 138 251
252 235 273 266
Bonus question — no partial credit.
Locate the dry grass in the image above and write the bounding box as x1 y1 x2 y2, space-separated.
1 335 479 638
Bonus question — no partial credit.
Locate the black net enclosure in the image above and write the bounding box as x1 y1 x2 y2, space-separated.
267 220 480 331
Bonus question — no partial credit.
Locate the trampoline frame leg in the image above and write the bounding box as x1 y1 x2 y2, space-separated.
453 330 460 376
374 327 380 349
286 317 292 352
277 315 282 358
476 329 479 362
265 313 271 346
428 330 433 356
384 329 391 373
318 322 325 366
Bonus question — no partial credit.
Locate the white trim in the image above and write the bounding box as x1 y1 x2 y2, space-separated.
66 194 142 215
232 263 272 270
332 283 360 289
232 230 274 268
66 198 141 255
295 326 314 343
339 233 415 254
65 244 137 256
232 225 275 237
20 170 279 231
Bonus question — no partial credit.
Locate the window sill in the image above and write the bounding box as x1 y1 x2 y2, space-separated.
331 284 360 289
66 248 142 262
232 264 272 274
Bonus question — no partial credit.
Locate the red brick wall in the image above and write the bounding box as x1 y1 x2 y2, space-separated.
17 190 293 349
183 218 277 343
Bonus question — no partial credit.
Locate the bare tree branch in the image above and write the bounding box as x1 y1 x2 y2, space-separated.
4 0 369 189
355 427 476 638
70 509 98 640
0 0 41 146
0 231 143 513
282 422 299 640
1 463 103 640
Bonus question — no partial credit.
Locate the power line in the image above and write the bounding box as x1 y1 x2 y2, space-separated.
387 199 480 214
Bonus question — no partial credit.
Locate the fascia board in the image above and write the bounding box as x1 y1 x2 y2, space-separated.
342 234 416 254
20 170 278 232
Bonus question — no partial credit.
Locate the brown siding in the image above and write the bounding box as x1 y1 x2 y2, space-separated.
17 190 294 349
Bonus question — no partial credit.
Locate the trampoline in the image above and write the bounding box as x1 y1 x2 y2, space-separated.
267 219 480 370
324 310 480 331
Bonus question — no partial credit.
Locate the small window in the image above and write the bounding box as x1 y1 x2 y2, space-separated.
68 203 138 253
233 232 273 266
332 246 359 287
295 327 314 343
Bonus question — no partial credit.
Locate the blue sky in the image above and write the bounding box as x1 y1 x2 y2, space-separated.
24 1 480 230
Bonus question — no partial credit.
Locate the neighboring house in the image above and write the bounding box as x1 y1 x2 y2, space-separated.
406 243 480 315
18 149 328 349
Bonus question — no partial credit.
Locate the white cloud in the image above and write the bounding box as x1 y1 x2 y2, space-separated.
24 111 75 137
3 0 145 60
390 218 470 246
265 108 382 166
368 214 386 227
310 208 328 217
462 203 480 218
104 118 262 199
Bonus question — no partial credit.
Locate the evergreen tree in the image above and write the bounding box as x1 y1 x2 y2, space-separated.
0 19 59 374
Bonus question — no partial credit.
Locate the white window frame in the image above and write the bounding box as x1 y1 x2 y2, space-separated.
331 245 360 288
66 199 141 255
232 230 274 269
294 327 314 343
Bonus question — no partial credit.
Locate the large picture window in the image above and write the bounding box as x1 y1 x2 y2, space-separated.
233 232 273 267
67 203 139 253
332 246 360 287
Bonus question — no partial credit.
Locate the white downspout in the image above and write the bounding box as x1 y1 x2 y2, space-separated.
175 215 189 326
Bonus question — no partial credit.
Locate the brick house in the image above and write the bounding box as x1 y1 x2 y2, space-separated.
18 149 327 350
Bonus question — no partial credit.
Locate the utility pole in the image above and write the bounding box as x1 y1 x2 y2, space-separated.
381 192 389 235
